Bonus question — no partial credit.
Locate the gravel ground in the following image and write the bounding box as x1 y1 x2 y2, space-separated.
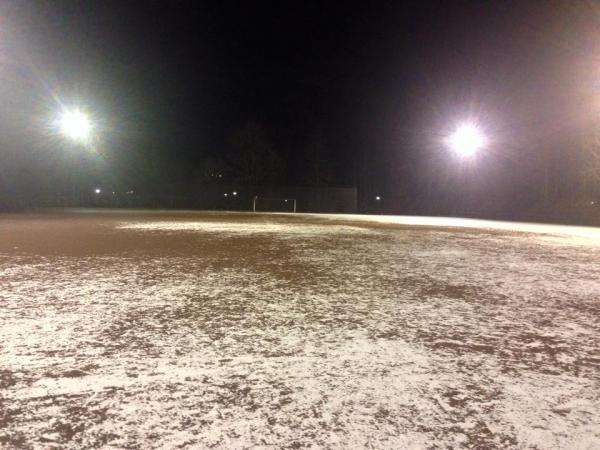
1 210 599 449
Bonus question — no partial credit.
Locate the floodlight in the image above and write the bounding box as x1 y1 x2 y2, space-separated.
447 123 486 157
94 188 101 194
58 109 92 142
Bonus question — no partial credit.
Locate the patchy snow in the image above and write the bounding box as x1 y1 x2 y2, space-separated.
118 221 375 236
310 214 600 245
1 211 600 449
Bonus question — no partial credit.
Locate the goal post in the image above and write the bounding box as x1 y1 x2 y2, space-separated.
252 196 297 213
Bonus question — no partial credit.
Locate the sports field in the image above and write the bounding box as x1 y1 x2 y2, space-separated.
1 210 599 449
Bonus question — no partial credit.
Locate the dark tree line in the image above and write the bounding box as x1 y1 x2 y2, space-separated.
186 121 338 188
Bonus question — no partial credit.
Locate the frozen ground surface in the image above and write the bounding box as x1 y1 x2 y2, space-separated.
1 210 599 449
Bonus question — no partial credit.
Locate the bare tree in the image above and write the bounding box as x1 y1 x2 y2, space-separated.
306 126 333 187
580 125 600 199
229 122 283 185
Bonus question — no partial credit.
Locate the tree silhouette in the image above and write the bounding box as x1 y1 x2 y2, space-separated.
306 126 333 187
228 122 283 185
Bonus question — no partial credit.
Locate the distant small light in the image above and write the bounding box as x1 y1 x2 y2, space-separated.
112 191 116 195
218 174 222 178
284 199 288 203
224 193 228 197
232 191 237 196
375 196 381 201
94 188 101 194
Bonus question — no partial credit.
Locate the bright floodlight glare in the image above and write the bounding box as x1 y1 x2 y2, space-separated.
59 109 92 141
447 123 486 157
375 196 381 201
94 188 101 194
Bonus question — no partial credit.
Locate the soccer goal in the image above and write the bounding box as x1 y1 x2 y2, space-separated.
252 196 297 213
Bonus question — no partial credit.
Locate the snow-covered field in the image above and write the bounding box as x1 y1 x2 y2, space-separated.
1 210 599 449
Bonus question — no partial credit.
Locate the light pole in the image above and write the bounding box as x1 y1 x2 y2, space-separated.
444 122 488 216
55 108 96 206
58 109 93 143
446 123 487 158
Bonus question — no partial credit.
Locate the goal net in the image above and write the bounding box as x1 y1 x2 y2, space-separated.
252 196 297 213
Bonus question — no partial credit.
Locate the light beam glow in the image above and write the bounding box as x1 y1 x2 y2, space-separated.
447 123 486 157
58 109 92 142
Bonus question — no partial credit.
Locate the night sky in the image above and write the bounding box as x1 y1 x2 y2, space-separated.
1 1 599 214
